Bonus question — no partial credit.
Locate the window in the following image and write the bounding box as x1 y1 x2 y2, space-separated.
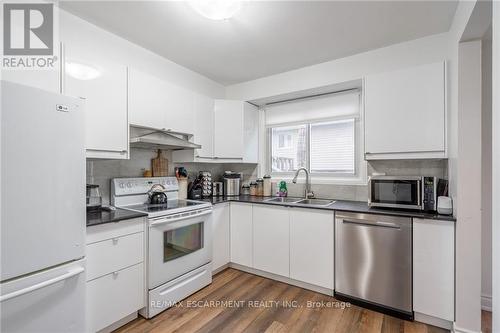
310 119 355 173
271 125 307 172
265 90 365 183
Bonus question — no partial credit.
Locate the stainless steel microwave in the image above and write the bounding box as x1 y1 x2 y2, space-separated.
368 176 441 211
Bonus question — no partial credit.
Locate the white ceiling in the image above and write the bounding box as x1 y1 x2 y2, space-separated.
60 1 458 86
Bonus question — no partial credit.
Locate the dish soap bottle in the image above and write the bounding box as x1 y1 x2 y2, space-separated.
277 181 288 197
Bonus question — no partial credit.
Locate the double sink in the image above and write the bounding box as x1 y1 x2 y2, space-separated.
264 197 335 207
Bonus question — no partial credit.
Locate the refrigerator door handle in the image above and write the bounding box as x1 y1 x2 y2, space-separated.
0 266 84 302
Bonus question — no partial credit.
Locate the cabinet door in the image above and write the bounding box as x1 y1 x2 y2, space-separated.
87 263 144 332
243 103 259 163
413 218 454 321
365 62 445 158
164 84 194 134
230 203 253 267
193 94 214 158
2 68 60 94
252 205 289 277
290 208 333 289
214 100 244 159
64 44 128 157
128 68 167 129
212 203 230 272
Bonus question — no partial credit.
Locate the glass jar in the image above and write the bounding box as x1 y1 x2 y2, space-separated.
263 175 272 197
241 183 250 195
249 182 257 196
256 178 264 196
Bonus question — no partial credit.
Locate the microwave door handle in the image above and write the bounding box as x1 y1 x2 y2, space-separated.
418 179 422 208
150 209 212 227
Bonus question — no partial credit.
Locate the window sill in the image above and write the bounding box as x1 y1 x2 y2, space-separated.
270 175 367 186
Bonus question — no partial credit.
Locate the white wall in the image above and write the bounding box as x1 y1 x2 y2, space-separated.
226 32 452 102
492 2 500 332
481 34 492 312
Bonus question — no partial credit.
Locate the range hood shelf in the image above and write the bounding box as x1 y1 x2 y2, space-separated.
129 125 201 151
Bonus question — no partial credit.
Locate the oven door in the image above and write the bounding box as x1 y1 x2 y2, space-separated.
148 208 212 289
368 176 422 210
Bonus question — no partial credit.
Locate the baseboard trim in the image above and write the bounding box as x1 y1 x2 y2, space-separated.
212 263 230 275
414 312 453 330
229 263 333 296
481 294 492 311
97 312 138 333
452 322 482 333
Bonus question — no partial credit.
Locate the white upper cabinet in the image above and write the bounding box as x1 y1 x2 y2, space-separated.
252 205 290 277
1 64 61 94
290 208 334 289
364 62 446 160
193 94 215 159
214 100 244 159
63 43 129 159
128 68 194 134
128 68 166 129
173 99 259 163
213 100 259 162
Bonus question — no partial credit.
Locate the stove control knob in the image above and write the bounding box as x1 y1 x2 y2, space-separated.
119 183 125 189
126 182 132 188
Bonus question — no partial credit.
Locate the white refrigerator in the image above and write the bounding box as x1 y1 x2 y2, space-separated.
1 81 86 332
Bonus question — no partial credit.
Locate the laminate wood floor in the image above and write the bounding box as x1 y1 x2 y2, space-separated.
116 268 453 333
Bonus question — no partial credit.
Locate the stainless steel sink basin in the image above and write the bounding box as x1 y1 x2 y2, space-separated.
295 199 335 206
264 197 301 203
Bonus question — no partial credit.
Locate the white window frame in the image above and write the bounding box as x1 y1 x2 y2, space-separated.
264 92 367 185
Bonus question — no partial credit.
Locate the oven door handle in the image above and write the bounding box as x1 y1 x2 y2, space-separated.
150 209 212 227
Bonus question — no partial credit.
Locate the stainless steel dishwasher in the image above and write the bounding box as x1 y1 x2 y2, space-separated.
335 212 412 319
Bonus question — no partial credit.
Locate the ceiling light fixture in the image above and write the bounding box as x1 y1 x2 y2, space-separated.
65 62 101 80
188 0 242 21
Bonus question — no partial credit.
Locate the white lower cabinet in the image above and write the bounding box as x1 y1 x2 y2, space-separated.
230 203 253 267
413 218 455 322
87 263 144 333
252 205 290 277
290 208 334 289
85 217 145 332
212 203 230 272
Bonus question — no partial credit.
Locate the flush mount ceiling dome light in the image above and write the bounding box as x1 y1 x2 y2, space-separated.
188 0 242 21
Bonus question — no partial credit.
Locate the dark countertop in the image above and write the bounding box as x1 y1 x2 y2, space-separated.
86 208 148 227
204 195 456 222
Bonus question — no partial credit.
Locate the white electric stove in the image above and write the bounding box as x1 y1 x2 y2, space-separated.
112 177 213 318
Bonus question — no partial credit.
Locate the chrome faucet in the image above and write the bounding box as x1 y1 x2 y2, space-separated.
292 167 315 199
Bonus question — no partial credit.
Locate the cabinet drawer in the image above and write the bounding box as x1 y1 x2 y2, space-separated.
86 217 145 244
87 263 144 332
87 232 143 281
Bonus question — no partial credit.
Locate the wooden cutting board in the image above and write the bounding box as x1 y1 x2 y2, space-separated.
152 149 168 177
